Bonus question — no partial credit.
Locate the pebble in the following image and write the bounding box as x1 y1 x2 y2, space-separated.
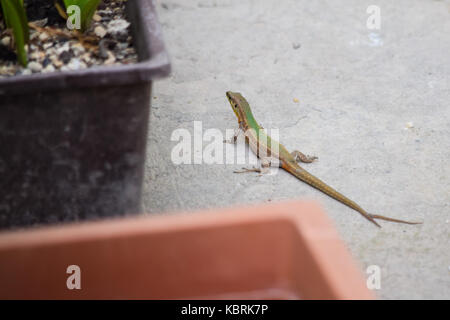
1 36 11 47
42 57 51 67
30 51 44 60
94 26 107 38
42 64 55 73
56 43 70 55
104 51 116 65
81 52 92 64
107 19 130 35
0 65 14 76
51 57 64 68
66 58 86 70
30 32 40 41
59 50 73 64
39 32 50 41
116 42 129 50
27 61 42 73
98 9 113 16
99 39 116 59
71 43 85 54
93 14 102 22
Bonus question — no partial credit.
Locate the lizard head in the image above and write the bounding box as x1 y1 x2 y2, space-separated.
226 91 245 122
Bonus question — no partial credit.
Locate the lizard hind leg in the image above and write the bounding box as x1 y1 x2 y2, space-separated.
291 150 318 163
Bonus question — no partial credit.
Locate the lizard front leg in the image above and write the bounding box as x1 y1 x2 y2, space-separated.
223 128 242 144
291 150 318 163
234 157 272 174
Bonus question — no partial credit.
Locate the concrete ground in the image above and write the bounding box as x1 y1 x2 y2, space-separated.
142 0 450 299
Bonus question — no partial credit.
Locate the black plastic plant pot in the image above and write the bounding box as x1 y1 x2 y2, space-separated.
0 0 170 230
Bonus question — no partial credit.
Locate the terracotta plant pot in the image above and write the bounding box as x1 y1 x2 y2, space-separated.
0 0 170 230
0 200 374 299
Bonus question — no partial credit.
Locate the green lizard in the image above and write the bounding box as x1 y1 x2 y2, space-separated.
226 91 421 227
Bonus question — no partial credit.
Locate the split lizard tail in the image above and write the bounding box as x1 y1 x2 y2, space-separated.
368 214 422 225
284 162 422 227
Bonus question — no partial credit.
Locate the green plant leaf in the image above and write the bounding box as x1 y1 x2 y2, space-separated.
0 0 29 66
63 0 101 32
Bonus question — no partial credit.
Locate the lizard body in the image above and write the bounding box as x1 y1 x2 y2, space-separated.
226 91 421 227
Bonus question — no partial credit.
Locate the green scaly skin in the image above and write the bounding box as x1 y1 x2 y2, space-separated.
226 91 422 227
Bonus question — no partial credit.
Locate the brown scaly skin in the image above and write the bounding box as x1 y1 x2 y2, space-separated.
226 91 422 227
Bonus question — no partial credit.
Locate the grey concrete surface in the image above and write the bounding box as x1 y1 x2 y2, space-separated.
142 0 450 299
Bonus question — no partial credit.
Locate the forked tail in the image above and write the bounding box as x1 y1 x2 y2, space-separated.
285 162 422 227
369 214 422 226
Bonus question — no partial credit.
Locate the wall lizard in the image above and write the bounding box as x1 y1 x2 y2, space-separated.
226 91 421 227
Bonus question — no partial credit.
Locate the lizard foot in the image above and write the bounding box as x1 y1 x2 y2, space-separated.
233 167 262 174
291 150 318 163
